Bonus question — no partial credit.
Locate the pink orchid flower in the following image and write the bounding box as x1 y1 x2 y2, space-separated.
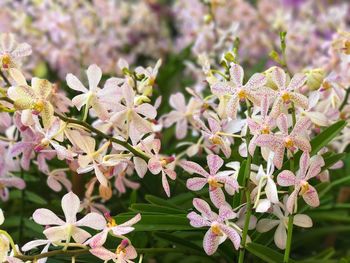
256 197 313 249
90 239 137 263
187 198 241 255
33 118 76 161
0 33 32 69
69 130 110 186
142 139 176 197
277 152 324 213
247 95 275 156
163 92 201 139
88 213 141 248
0 175 25 202
269 67 308 118
211 63 267 118
113 163 140 195
66 64 109 121
255 113 311 169
110 83 157 145
194 117 233 158
181 154 239 208
33 192 106 244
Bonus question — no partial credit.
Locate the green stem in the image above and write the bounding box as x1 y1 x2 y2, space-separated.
0 69 11 87
238 103 252 263
0 96 149 161
0 230 19 256
284 215 294 263
339 87 350 111
55 112 149 161
284 104 296 262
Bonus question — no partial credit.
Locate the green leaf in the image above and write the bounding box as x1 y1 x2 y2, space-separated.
130 203 185 214
115 213 194 231
246 242 296 263
154 232 203 252
145 195 182 209
25 191 48 205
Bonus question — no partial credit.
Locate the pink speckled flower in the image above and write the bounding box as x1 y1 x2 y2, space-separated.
255 113 311 169
211 63 267 118
277 152 324 213
142 139 176 197
90 239 137 263
247 95 275 156
181 154 239 208
269 67 308 118
187 198 241 255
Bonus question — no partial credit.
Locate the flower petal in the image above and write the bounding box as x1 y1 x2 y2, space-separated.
32 208 65 226
76 212 106 230
87 64 102 90
207 154 223 175
293 214 313 228
277 170 296 186
180 161 209 177
203 229 220 255
274 223 287 250
61 191 80 223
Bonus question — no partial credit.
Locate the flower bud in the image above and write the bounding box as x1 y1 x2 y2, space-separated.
99 184 112 201
304 68 325 90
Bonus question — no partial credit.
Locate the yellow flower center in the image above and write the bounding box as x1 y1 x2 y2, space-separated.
208 177 223 188
322 81 332 91
281 91 291 103
209 135 222 145
261 125 270 134
237 89 247 100
300 181 310 195
284 137 294 148
211 223 223 236
32 100 45 113
107 218 117 228
344 41 350 55
1 54 11 69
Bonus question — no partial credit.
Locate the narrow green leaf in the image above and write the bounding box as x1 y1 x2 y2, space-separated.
130 203 185 214
246 242 296 263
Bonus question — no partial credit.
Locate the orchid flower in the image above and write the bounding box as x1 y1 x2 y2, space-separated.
8 68 54 128
113 163 140 194
187 198 241 255
69 130 110 186
0 174 25 202
194 117 233 158
255 113 311 169
87 213 141 248
251 152 279 213
90 239 137 263
0 33 32 69
277 152 324 213
181 154 239 208
110 83 157 145
163 92 201 139
247 95 276 156
33 118 76 161
269 67 308 118
142 139 176 197
33 192 106 244
256 197 313 249
66 64 109 121
211 63 267 118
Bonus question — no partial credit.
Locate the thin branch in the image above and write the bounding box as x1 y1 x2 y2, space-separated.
0 69 11 87
339 87 350 111
0 96 149 161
